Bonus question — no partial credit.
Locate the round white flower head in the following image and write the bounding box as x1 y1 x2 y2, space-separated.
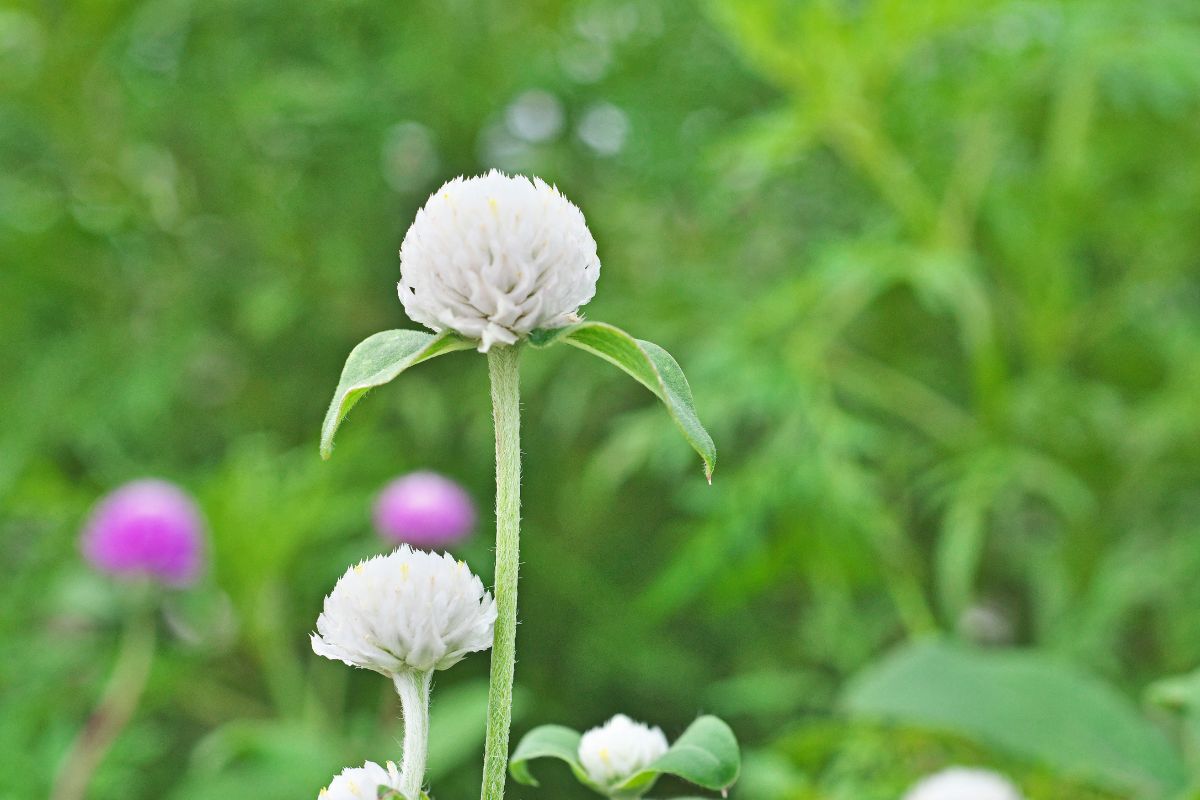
398 170 601 352
319 761 401 800
902 767 1024 800
577 714 670 791
312 545 497 675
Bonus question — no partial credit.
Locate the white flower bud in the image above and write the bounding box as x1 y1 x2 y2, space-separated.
398 170 601 352
577 714 669 791
311 545 497 675
903 767 1024 800
318 761 400 800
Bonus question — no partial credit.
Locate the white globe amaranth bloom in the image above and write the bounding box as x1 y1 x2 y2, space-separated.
311 545 497 675
578 713 670 790
319 761 401 800
902 767 1024 800
398 170 601 352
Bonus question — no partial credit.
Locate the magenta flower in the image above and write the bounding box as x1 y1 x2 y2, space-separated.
81 479 206 587
373 471 477 548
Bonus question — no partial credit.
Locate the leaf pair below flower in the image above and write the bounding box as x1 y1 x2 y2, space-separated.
508 715 740 798
319 322 716 480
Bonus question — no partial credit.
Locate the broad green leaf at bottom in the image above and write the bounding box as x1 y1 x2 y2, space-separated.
842 639 1187 797
618 715 740 795
509 725 594 789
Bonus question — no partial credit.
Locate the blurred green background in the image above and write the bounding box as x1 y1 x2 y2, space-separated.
4 0 1200 798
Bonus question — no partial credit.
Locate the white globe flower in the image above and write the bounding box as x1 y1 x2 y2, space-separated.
578 714 670 791
319 761 401 800
398 170 601 352
902 767 1024 800
311 545 497 675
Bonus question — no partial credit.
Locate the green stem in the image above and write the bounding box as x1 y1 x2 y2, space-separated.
50 605 157 800
481 344 522 800
394 670 433 798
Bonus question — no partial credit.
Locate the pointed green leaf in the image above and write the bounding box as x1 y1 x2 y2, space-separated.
842 640 1187 796
320 329 474 459
615 715 741 796
509 725 595 790
530 322 716 481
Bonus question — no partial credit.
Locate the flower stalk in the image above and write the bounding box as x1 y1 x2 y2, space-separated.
394 670 434 798
481 343 522 800
51 603 157 800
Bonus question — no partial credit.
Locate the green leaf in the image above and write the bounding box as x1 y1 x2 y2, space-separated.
319 329 474 459
530 322 716 481
842 639 1187 797
1148 666 1200 714
509 725 596 790
616 715 741 796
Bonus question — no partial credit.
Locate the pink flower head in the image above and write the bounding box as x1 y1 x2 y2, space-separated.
81 479 205 587
373 471 476 548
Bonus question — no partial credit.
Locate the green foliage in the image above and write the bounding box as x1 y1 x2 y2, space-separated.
764 721 1124 800
4 0 1200 797
510 716 740 798
843 640 1187 796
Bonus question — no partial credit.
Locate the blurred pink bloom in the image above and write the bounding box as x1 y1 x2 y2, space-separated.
373 471 476 548
81 479 205 587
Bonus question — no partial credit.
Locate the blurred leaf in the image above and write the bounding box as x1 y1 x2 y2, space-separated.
842 640 1187 797
427 679 528 782
173 719 343 800
320 330 475 459
935 493 988 624
734 748 811 800
1148 668 1200 714
530 322 716 481
704 668 831 720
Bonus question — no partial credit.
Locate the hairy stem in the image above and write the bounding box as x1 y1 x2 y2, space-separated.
481 344 521 800
394 669 433 798
50 606 157 800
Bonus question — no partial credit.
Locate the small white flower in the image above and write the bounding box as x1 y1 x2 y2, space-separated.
578 714 669 790
312 545 497 675
398 170 601 352
318 761 401 800
902 767 1024 800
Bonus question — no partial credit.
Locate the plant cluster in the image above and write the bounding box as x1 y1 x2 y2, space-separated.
313 171 739 800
